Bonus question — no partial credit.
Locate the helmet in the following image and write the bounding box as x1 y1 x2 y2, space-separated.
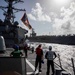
13 44 19 50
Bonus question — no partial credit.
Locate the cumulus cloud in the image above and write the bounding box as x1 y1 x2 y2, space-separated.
28 14 36 20
28 3 51 22
49 12 57 21
51 2 75 35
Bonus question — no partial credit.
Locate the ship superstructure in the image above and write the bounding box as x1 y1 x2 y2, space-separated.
30 28 36 37
0 0 28 47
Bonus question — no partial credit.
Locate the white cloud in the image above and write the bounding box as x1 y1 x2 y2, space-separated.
28 14 36 21
49 12 57 21
51 2 75 35
28 3 51 22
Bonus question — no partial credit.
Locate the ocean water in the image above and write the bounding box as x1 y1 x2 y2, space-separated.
29 42 75 75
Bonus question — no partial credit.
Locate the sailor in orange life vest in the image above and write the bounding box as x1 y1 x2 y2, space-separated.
45 46 57 75
35 44 43 72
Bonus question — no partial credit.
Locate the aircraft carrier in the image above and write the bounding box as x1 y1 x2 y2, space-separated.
28 29 75 45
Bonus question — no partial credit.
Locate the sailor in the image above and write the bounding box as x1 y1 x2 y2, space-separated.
24 42 28 58
31 46 34 53
45 46 57 75
35 44 43 72
10 44 23 57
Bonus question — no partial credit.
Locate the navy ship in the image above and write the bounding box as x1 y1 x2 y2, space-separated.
0 1 75 75
0 0 28 47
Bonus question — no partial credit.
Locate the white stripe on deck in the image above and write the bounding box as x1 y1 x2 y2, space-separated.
27 72 33 74
26 59 38 74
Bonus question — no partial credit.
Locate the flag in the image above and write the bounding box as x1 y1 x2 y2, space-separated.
21 13 32 29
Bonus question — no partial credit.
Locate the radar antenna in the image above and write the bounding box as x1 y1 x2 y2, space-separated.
0 0 25 24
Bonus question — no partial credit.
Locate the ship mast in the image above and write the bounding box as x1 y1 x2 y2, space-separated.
30 28 36 37
0 0 25 24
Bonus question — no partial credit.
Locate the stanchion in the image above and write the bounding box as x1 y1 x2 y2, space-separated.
71 58 75 75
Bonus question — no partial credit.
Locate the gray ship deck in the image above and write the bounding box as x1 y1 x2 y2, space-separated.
26 51 67 75
0 49 70 75
26 51 51 75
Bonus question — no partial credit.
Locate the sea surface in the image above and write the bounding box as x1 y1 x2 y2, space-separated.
28 42 75 75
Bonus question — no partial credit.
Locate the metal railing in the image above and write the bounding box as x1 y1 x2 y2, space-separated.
54 54 72 75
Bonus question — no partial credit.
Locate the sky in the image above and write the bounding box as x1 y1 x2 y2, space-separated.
0 0 75 36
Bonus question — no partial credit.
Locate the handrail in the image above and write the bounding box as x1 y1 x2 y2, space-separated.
54 62 63 70
54 53 65 71
54 54 71 75
58 54 62 69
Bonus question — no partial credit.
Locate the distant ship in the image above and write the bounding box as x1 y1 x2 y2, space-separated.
29 28 75 45
0 0 28 47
